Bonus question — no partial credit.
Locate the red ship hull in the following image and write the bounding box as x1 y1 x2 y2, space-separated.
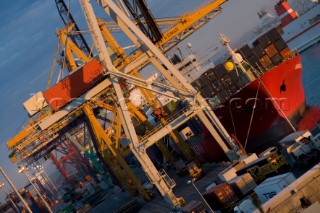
196 55 306 162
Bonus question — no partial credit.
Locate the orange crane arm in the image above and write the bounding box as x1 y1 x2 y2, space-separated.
157 0 226 47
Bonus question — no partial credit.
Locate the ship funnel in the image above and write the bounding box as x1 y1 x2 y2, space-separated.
275 0 298 27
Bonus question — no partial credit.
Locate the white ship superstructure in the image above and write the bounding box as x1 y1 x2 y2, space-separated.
253 1 320 52
281 2 320 51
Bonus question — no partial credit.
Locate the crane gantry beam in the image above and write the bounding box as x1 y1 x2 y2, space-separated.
79 0 238 207
157 0 226 48
6 0 237 207
55 0 92 57
103 17 180 32
7 0 233 172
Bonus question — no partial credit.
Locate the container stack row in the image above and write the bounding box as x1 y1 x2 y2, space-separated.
191 64 249 107
191 27 294 108
239 28 294 71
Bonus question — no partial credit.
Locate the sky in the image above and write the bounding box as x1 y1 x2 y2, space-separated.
0 0 293 203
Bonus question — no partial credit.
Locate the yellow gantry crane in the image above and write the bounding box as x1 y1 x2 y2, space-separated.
78 0 238 207
53 15 201 164
6 0 236 208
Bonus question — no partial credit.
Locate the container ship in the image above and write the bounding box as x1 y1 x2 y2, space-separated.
254 0 320 52
35 32 306 164
181 27 306 162
26 2 306 165
117 27 306 163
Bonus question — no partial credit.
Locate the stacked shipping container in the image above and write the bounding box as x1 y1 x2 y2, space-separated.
191 27 295 107
228 173 257 197
238 28 295 70
191 64 249 107
202 183 239 212
43 59 104 111
255 28 294 69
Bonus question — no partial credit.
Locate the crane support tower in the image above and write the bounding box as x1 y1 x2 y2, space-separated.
122 0 163 43
80 0 238 207
6 0 240 207
55 0 92 57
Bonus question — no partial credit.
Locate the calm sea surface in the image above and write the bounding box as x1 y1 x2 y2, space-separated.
301 42 320 106
298 42 320 129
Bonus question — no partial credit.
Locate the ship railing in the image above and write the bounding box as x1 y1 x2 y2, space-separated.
137 105 191 142
268 175 320 213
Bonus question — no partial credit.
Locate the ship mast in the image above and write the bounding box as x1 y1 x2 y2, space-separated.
219 33 256 81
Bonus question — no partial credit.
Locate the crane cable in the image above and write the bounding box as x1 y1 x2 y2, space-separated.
229 102 237 139
228 65 242 139
62 0 71 72
244 80 261 150
46 42 60 90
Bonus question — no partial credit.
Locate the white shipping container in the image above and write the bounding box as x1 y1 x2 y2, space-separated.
254 172 296 203
23 91 48 116
242 153 258 165
218 166 237 182
234 197 257 213
229 173 257 196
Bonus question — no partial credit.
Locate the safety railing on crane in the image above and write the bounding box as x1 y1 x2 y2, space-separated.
159 169 176 189
137 104 192 142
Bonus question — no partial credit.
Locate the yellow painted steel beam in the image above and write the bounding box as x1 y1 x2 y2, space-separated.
126 102 147 122
102 17 180 32
82 105 151 200
6 124 37 149
157 0 226 47
115 114 122 149
57 23 91 70
98 18 126 58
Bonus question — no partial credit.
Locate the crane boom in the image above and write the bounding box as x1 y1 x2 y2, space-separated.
103 17 180 32
55 0 92 57
78 0 239 207
6 0 240 207
8 0 233 160
122 0 162 43
157 0 226 47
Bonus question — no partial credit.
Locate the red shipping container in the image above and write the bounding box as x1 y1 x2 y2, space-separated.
202 183 238 210
265 44 278 57
280 47 294 60
44 59 104 111
259 55 273 69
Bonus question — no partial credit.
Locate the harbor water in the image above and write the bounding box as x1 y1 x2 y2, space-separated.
298 42 320 130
